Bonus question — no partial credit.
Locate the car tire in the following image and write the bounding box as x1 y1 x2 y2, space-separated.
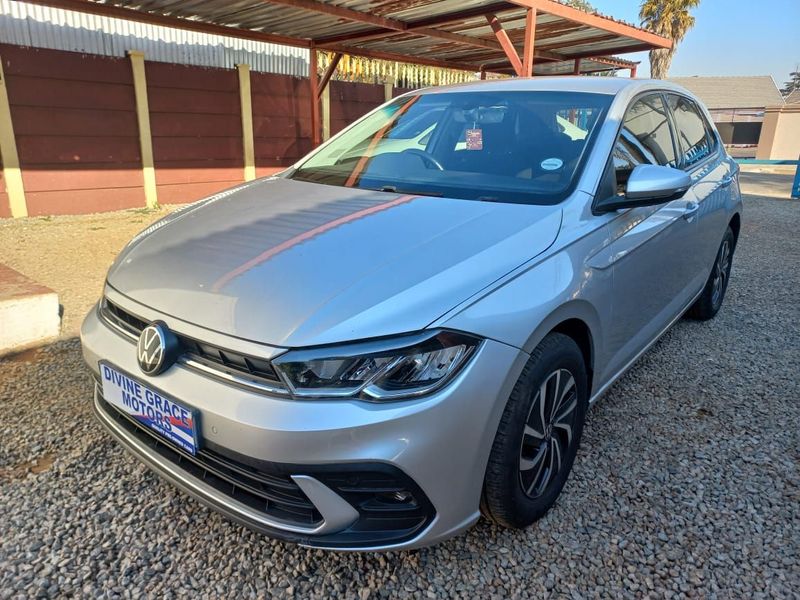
686 227 736 321
481 333 588 529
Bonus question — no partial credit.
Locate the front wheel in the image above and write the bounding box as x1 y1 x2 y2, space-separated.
687 227 736 321
481 333 588 529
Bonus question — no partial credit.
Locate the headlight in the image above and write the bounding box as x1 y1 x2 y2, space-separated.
272 331 481 401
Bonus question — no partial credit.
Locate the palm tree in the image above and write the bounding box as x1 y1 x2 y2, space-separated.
639 0 700 79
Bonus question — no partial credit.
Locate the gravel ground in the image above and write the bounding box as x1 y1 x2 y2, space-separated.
1 193 799 598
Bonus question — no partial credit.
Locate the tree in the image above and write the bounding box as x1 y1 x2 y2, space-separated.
639 0 700 79
564 0 595 11
781 68 800 96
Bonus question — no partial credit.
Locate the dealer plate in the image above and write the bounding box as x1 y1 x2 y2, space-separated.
99 362 200 455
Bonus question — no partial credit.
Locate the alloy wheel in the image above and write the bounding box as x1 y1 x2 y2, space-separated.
518 369 578 499
711 239 731 307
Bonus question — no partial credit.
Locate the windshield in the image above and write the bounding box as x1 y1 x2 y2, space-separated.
289 91 612 204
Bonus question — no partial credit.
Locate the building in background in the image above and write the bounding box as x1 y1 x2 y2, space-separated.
668 76 785 158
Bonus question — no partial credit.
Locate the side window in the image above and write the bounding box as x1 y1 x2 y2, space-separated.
613 94 677 189
667 94 717 168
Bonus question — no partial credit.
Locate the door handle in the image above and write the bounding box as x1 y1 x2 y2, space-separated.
720 176 734 188
683 201 699 221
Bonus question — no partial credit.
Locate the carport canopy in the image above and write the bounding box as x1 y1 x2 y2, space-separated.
29 0 672 143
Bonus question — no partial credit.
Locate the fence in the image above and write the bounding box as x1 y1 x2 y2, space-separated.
0 43 404 218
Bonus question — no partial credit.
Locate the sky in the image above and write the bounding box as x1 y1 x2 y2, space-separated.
589 0 800 89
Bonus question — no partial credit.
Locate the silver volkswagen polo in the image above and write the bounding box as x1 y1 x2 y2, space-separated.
81 78 741 550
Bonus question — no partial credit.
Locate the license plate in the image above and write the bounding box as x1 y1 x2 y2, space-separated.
99 362 200 455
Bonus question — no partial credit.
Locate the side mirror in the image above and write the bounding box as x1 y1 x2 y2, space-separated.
595 164 691 213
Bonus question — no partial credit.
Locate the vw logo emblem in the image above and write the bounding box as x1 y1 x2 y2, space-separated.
137 321 178 376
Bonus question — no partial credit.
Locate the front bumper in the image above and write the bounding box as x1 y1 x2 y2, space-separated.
81 300 527 550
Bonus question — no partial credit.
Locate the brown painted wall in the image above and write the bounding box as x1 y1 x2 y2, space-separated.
251 71 313 177
146 62 244 205
0 44 408 217
1 44 144 216
329 80 386 136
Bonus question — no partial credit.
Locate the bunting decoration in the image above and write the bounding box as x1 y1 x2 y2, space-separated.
317 51 480 88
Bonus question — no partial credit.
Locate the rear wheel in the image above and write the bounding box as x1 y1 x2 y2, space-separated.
481 333 588 528
687 227 736 320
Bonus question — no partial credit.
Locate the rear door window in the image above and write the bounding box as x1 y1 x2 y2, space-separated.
666 94 717 168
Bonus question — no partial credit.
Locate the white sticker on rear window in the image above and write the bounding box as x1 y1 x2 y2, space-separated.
541 158 563 171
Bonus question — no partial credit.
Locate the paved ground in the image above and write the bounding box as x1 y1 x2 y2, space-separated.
1 188 799 598
739 169 796 200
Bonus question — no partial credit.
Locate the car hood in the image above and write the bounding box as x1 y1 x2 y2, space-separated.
108 178 562 347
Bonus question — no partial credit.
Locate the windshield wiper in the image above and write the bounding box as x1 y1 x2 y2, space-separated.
375 185 443 197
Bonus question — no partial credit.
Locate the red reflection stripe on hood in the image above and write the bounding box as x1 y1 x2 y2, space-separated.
211 194 416 293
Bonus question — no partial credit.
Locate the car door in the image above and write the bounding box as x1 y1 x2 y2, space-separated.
599 93 702 379
665 93 733 279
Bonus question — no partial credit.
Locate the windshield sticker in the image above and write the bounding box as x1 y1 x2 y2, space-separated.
466 128 483 150
540 157 563 171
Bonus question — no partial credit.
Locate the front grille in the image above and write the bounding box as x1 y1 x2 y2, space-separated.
98 394 322 526
99 298 284 388
103 299 147 337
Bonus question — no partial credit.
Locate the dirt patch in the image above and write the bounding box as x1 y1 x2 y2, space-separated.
0 205 184 338
3 347 44 363
0 452 56 482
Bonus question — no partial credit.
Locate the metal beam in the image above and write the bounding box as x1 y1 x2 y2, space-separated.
535 33 619 53
565 43 662 60
313 2 515 49
309 49 320 147
409 3 515 29
486 14 523 76
521 8 536 77
509 0 672 49
589 56 638 70
261 0 404 32
316 52 342 100
573 58 581 75
265 0 514 56
465 47 564 64
317 26 503 53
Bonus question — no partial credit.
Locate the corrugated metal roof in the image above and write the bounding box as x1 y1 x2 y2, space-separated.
0 0 310 75
536 56 635 76
668 76 786 110
18 0 669 75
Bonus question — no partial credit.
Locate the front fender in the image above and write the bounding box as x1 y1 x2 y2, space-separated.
436 245 612 397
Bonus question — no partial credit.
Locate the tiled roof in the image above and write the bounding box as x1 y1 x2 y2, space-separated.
667 76 785 109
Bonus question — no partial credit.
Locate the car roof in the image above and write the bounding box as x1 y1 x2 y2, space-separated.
418 76 693 98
